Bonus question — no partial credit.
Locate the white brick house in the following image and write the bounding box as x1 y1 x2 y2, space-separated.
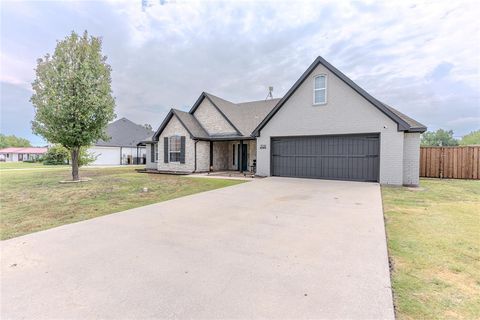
146 56 426 185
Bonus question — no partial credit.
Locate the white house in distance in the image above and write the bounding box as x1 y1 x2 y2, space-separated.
0 147 48 162
88 118 153 165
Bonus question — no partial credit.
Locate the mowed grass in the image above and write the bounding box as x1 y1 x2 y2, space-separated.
382 179 480 319
0 162 56 170
0 167 245 240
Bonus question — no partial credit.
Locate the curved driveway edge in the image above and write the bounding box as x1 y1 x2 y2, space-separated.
1 177 394 319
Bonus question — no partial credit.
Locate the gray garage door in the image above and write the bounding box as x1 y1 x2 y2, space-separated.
271 134 380 182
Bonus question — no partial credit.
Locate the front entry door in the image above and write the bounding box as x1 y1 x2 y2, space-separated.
238 144 248 172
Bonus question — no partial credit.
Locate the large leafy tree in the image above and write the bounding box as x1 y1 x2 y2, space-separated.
31 31 115 180
421 129 458 147
0 134 31 148
459 130 480 146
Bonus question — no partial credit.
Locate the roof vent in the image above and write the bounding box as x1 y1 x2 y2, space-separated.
265 86 274 100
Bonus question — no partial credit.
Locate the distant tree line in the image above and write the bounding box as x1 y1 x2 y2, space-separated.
0 134 32 148
421 129 480 146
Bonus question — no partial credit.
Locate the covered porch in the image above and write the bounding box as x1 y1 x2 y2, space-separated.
209 139 256 174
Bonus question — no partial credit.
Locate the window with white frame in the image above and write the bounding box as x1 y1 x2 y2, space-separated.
313 74 327 105
154 144 158 162
169 136 181 162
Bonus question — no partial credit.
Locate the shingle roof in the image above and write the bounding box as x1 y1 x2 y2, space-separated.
0 147 48 154
138 134 154 145
381 102 427 131
172 109 210 139
204 93 280 137
152 109 212 141
96 118 154 147
153 94 279 140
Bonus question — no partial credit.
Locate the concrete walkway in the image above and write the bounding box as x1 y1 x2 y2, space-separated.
1 178 394 319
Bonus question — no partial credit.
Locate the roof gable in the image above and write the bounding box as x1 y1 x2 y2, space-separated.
152 109 210 141
206 93 280 136
96 118 154 147
191 94 241 136
189 92 242 136
252 56 426 136
189 92 279 137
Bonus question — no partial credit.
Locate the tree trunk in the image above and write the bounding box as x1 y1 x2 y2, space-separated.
71 147 80 181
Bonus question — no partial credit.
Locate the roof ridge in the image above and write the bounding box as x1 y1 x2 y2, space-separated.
112 117 137 126
206 92 281 106
237 98 281 105
187 91 282 137
171 108 187 114
96 117 153 147
204 92 236 105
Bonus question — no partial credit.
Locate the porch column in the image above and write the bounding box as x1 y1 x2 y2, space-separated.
239 140 243 172
209 141 213 171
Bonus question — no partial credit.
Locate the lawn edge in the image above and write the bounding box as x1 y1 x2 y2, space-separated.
380 184 400 319
1 178 248 242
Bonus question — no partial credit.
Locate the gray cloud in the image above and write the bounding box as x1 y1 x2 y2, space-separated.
1 0 479 144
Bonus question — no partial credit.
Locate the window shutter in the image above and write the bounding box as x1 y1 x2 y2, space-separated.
164 137 169 163
150 144 155 162
180 136 186 164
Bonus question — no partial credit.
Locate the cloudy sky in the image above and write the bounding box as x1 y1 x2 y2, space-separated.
1 0 479 145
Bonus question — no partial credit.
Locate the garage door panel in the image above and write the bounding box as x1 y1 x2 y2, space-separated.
271 134 379 182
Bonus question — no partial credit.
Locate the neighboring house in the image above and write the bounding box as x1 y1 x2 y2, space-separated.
88 118 153 165
0 147 48 162
146 56 426 185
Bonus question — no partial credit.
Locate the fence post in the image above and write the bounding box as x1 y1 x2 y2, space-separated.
419 146 480 180
439 147 444 179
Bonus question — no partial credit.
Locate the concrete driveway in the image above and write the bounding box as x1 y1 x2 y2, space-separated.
1 177 394 319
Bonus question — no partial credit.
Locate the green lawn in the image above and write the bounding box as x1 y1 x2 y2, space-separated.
382 179 480 319
0 166 244 240
0 162 55 170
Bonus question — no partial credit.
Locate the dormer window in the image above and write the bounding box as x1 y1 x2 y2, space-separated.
313 74 327 105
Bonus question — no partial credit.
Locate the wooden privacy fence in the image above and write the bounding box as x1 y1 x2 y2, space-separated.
420 146 480 179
